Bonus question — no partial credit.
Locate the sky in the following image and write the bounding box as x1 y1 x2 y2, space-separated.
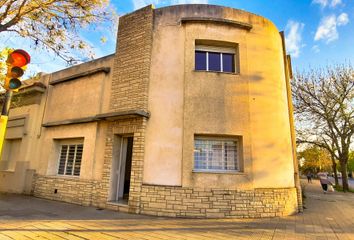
1 0 354 76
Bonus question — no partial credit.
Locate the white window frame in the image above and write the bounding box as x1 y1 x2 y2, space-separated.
57 139 84 177
195 45 236 73
194 137 239 173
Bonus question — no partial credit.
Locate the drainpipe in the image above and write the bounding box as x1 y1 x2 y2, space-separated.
280 31 303 213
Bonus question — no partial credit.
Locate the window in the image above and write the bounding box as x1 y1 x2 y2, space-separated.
195 45 236 73
194 137 238 172
1 138 22 171
58 143 83 176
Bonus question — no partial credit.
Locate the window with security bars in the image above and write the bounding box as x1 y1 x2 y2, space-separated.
194 138 238 171
58 144 83 176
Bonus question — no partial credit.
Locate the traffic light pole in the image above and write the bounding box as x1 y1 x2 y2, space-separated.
0 90 13 157
0 48 30 158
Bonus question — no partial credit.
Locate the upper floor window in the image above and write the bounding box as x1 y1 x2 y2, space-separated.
195 45 236 73
57 140 84 176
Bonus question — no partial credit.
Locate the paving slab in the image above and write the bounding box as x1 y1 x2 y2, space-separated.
0 179 353 239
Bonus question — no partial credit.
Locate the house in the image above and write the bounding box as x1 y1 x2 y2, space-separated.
0 4 301 218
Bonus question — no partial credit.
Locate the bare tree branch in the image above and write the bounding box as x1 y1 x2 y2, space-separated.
293 64 354 191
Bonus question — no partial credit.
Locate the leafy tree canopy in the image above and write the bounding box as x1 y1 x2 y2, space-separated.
298 146 332 174
0 0 115 64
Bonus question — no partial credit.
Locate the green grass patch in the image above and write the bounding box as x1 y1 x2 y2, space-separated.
334 185 354 193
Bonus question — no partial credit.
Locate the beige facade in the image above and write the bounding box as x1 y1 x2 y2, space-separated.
0 4 300 218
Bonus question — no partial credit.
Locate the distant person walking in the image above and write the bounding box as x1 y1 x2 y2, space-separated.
307 172 312 183
319 175 333 193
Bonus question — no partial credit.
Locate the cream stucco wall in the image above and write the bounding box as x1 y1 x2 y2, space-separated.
0 101 44 193
1 56 113 194
44 59 113 123
37 56 113 180
144 5 295 189
38 122 105 180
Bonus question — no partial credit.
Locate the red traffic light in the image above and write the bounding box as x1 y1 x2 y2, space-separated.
7 49 31 67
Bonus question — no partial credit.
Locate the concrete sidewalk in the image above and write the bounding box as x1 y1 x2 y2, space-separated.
0 180 353 239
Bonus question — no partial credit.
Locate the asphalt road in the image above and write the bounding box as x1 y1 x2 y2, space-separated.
328 177 354 189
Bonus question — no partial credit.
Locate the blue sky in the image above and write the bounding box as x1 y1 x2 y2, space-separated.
1 0 353 76
115 0 354 72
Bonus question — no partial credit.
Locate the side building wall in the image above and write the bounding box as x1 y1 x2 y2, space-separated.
0 78 48 194
31 56 115 206
32 6 154 214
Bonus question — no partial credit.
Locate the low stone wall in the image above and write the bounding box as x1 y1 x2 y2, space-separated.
140 184 298 218
32 175 298 219
33 175 97 206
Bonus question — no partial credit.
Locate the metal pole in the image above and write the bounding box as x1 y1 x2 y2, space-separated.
0 90 13 157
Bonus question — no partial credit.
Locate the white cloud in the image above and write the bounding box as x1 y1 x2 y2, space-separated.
312 0 342 8
313 0 328 7
314 13 349 43
311 45 320 53
337 13 349 25
330 0 342 7
285 20 305 58
314 15 337 42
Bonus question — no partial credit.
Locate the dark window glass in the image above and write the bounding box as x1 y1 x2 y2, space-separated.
58 144 83 176
65 145 76 175
222 53 235 73
195 51 206 70
74 144 83 176
208 52 221 71
58 145 68 175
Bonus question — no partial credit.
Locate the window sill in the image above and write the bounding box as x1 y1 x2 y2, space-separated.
51 175 80 179
193 170 245 175
194 70 240 75
0 169 15 173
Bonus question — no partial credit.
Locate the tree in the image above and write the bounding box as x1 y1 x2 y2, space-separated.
348 151 354 177
292 64 354 191
0 0 114 64
298 146 332 174
0 47 10 82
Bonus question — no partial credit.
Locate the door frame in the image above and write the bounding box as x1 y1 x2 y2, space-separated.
109 134 134 202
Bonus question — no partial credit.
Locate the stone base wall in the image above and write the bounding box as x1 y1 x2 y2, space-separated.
33 175 98 206
32 175 298 218
32 174 298 219
140 184 298 218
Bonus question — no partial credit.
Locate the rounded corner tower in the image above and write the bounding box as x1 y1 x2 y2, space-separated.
109 4 300 218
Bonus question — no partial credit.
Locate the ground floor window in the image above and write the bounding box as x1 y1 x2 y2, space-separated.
57 140 84 176
194 137 238 172
0 138 22 171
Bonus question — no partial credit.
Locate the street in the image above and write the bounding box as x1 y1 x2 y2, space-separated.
0 179 353 240
329 177 354 189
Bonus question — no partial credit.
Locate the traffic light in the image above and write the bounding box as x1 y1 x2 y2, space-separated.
4 49 31 90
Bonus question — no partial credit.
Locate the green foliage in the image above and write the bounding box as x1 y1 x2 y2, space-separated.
348 152 354 173
334 185 354 193
298 146 332 174
0 0 116 64
0 48 11 87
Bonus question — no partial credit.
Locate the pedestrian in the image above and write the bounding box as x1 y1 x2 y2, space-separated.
319 175 333 193
307 172 312 183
